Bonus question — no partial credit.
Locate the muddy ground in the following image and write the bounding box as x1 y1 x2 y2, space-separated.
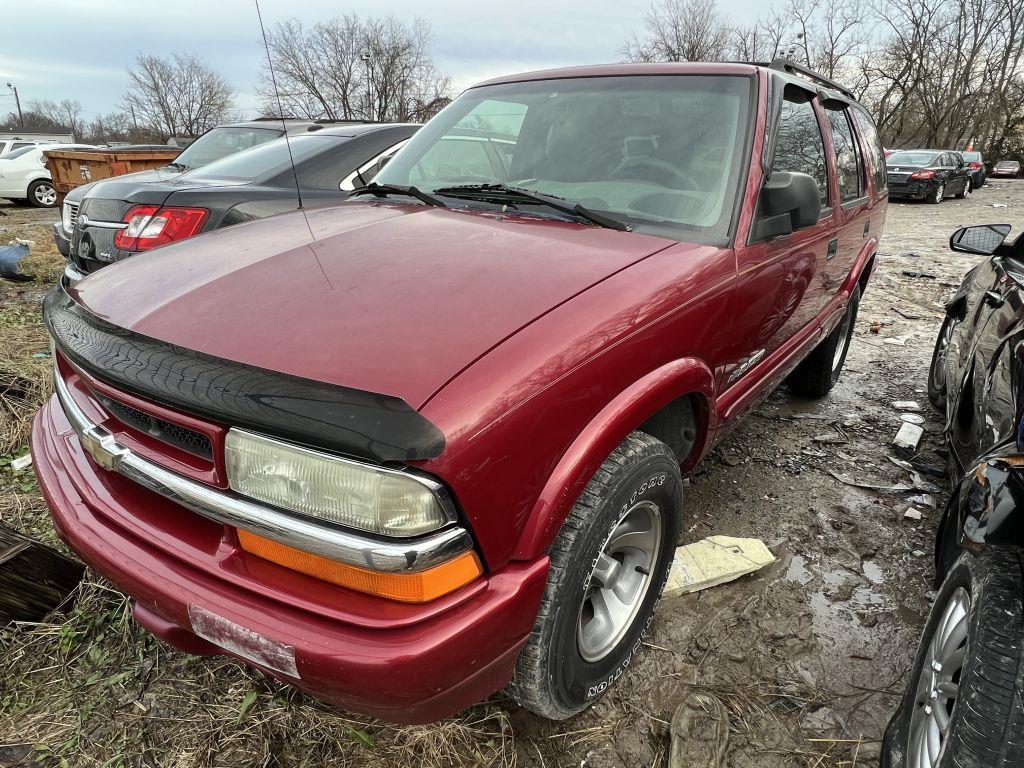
1 181 1022 767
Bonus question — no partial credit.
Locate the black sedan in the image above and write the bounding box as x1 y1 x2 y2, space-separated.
886 149 972 203
62 123 417 278
883 223 1024 767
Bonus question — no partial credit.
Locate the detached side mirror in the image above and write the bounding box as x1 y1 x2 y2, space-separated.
950 224 1012 255
753 171 822 241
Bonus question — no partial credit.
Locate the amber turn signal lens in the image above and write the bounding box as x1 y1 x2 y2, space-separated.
236 530 483 603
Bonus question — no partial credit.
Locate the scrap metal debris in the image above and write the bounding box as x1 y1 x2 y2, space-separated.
902 270 937 279
891 401 922 412
0 241 33 282
664 536 775 597
893 422 924 452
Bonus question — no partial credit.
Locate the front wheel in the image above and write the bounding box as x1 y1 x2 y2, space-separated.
27 179 57 208
787 284 861 398
882 549 1024 768
509 431 683 719
930 182 945 204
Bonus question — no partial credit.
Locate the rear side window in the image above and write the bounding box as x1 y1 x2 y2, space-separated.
825 106 863 202
851 106 886 192
771 89 829 207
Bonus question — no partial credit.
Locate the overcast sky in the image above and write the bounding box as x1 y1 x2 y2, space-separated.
1 0 764 121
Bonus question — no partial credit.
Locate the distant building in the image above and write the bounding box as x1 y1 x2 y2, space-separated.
0 129 74 143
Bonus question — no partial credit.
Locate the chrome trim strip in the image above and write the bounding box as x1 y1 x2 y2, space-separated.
80 219 128 230
53 370 473 573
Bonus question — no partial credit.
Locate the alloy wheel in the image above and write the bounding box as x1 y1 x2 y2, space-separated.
577 500 662 662
930 320 955 395
34 183 56 206
933 183 945 203
908 587 970 767
831 303 854 373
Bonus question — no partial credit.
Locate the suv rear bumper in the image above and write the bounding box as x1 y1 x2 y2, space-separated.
32 396 549 723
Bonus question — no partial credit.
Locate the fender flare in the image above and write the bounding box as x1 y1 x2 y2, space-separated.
512 357 716 560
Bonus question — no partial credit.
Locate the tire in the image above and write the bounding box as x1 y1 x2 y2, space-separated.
930 182 945 204
956 179 971 199
787 284 861 398
27 179 57 208
882 548 1024 768
927 316 956 409
509 431 684 719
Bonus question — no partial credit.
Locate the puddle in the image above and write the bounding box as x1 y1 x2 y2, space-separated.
785 554 813 585
862 560 885 585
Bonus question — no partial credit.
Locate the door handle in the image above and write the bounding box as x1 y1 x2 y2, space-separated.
827 238 838 260
984 290 1005 308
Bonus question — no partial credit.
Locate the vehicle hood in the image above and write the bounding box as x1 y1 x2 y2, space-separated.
69 201 674 408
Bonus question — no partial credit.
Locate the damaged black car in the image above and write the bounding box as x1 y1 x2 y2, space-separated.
883 223 1024 767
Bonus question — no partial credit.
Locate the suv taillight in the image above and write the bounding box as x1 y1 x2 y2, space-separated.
114 205 209 251
910 170 936 180
969 162 983 170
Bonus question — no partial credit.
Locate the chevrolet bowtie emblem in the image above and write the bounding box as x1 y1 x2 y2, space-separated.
80 426 129 471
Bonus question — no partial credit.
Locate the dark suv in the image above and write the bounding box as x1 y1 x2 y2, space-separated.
33 59 886 723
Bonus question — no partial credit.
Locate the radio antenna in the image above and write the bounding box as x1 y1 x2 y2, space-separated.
254 0 304 211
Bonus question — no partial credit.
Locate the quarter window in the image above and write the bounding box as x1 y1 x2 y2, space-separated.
771 89 829 208
851 106 886 192
826 106 864 202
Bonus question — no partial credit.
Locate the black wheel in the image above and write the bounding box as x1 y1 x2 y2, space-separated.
930 182 946 204
509 431 683 719
787 285 861 398
955 179 971 199
27 179 57 208
882 548 1024 768
928 316 956 409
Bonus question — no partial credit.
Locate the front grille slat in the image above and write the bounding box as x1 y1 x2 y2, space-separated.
95 392 213 460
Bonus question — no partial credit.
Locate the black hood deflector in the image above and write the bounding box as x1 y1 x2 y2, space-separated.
43 287 445 464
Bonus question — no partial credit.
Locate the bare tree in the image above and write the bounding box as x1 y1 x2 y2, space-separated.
28 99 85 139
623 0 734 62
122 53 236 139
258 14 451 122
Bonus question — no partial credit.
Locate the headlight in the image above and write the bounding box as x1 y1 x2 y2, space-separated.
61 203 73 234
225 429 453 537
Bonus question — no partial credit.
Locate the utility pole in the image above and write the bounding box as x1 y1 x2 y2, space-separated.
5 83 23 128
361 50 372 121
129 105 140 140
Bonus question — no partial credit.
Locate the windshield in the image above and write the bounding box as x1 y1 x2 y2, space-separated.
887 151 938 166
179 134 344 183
173 126 281 170
1 145 36 160
962 152 982 162
375 75 753 242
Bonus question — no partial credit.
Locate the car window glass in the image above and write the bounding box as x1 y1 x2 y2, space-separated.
1 145 36 160
181 135 343 183
174 126 281 169
409 137 498 183
375 75 753 243
294 142 355 190
825 106 862 202
769 89 829 207
851 106 886 192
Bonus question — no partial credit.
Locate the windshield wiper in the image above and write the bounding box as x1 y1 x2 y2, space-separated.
165 161 190 172
349 182 447 208
431 183 630 232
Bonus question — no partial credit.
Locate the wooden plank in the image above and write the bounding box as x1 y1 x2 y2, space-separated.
0 523 84 624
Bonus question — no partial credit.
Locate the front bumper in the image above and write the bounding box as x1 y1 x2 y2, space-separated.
32 396 549 723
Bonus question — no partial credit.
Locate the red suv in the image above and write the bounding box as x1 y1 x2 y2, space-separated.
33 60 886 723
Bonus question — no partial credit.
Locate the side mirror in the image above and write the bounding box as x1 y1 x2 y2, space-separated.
754 171 822 240
949 224 1012 255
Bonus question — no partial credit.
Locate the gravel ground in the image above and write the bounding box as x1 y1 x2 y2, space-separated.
0 181 1022 767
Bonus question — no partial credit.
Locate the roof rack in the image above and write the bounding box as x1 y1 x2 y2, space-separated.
768 58 855 100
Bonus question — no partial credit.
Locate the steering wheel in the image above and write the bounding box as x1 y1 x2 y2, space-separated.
609 156 700 190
